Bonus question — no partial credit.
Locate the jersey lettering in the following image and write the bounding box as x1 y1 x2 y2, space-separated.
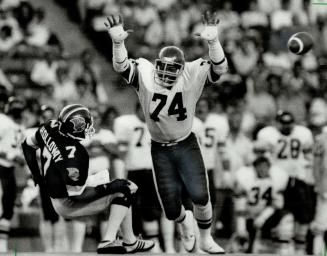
205 128 215 147
248 186 272 205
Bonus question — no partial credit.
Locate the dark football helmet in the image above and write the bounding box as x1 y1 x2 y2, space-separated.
5 96 25 119
154 46 185 87
58 104 95 140
276 110 295 136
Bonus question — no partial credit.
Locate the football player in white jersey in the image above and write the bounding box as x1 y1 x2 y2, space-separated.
106 10 228 254
114 103 175 253
233 141 292 254
257 110 315 253
195 98 228 229
0 97 26 252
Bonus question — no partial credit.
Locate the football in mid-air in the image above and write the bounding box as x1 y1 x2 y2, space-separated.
287 32 313 55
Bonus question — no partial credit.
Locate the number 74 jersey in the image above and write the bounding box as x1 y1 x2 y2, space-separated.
132 58 213 143
257 125 314 184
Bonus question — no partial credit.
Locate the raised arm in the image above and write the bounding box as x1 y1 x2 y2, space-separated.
195 11 228 83
105 15 138 86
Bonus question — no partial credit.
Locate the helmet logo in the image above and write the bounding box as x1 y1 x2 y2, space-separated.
70 116 86 133
67 168 80 181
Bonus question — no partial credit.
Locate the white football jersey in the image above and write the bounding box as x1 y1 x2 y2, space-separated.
192 116 205 145
129 58 213 143
82 129 117 174
257 125 314 184
0 113 25 167
114 115 152 170
235 165 288 219
200 113 229 170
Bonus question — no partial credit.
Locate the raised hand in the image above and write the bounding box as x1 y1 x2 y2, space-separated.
194 10 219 41
104 14 133 43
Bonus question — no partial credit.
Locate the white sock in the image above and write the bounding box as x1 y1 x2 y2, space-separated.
66 220 86 252
103 204 129 242
120 208 136 244
39 221 54 252
160 216 175 252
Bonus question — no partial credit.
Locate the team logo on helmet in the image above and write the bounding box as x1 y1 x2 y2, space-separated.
67 168 80 181
70 116 86 133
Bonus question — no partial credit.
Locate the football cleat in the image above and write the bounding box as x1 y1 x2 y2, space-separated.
179 211 196 252
200 236 225 254
123 238 155 253
97 240 126 254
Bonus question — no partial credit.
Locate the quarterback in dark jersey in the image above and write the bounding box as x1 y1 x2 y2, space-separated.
106 11 228 254
22 104 154 254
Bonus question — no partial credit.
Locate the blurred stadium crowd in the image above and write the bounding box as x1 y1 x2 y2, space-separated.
0 0 327 253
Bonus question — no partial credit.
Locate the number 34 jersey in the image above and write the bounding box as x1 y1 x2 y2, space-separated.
257 125 314 184
34 120 89 198
234 165 289 219
114 114 152 171
129 58 214 143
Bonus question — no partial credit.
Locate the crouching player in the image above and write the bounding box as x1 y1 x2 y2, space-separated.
233 141 292 254
21 104 154 254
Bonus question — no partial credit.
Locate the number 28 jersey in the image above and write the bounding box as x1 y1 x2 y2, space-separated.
257 125 314 184
125 58 216 143
35 120 89 198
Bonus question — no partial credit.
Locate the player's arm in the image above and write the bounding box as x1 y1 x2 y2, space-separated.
105 15 139 88
21 131 42 186
195 11 228 83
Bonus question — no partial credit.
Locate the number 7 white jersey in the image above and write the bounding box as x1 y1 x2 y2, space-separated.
126 58 215 143
114 114 152 170
257 125 314 184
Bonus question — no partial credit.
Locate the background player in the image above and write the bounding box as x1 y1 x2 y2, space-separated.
233 141 291 254
257 110 315 254
106 10 228 254
195 97 228 233
114 102 175 253
21 104 154 254
0 97 26 252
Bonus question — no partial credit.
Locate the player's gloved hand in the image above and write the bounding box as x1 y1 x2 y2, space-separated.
106 179 138 196
194 10 219 42
104 14 133 44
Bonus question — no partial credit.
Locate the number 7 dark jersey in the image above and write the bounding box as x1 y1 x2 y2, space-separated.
35 120 89 198
122 58 217 143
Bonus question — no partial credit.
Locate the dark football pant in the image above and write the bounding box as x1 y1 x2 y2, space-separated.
0 166 16 220
151 133 209 220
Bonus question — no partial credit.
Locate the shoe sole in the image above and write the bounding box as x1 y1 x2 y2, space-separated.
126 243 155 254
97 246 127 254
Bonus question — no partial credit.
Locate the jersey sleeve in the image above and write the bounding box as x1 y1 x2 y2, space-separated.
119 59 139 90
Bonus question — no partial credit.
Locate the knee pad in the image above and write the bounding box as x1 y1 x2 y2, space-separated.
111 194 132 208
274 214 294 241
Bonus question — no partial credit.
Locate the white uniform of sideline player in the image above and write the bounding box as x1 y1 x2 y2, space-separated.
257 111 315 254
105 10 228 254
114 103 175 253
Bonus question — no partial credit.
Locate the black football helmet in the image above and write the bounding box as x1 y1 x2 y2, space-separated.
5 96 25 119
276 110 295 135
58 104 95 140
154 46 185 87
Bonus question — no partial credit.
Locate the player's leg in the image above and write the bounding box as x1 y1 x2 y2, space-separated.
286 178 316 254
65 219 86 252
312 194 327 255
262 210 294 255
120 207 155 253
160 216 176 253
0 166 16 252
176 133 225 254
139 169 165 252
